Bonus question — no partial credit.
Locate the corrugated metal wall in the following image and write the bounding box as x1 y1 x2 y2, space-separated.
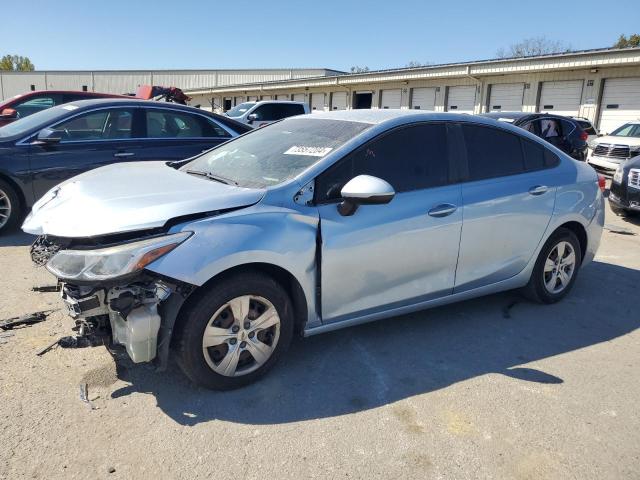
0 69 337 101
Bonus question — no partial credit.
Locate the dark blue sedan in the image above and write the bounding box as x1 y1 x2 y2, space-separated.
0 99 251 232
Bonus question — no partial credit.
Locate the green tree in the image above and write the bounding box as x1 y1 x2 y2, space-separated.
350 66 369 73
0 55 35 71
613 34 640 48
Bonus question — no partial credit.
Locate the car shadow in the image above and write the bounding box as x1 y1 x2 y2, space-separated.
0 228 34 247
110 260 639 426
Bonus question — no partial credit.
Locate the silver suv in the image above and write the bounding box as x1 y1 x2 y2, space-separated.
225 100 309 127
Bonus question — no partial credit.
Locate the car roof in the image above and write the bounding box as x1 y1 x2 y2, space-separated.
480 111 529 120
61 98 211 113
253 100 305 105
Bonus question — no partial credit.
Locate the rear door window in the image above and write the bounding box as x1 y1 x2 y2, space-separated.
316 123 449 202
145 109 230 138
461 124 525 180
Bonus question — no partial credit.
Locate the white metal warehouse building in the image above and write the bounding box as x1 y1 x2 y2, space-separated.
185 47 640 134
2 48 639 134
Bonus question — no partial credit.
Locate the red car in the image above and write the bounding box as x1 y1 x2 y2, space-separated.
0 90 126 127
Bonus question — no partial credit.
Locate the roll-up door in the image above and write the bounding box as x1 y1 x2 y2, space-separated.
380 89 402 109
331 91 348 110
538 80 583 116
311 93 325 112
293 93 306 103
410 87 436 110
446 86 476 114
598 77 640 134
276 94 290 100
488 83 524 111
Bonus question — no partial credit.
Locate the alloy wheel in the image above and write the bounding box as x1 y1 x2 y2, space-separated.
0 188 12 229
202 295 281 377
543 241 576 294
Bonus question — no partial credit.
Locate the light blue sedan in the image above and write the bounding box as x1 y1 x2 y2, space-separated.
24 110 605 389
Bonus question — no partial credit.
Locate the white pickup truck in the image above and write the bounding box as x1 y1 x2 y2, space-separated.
224 100 309 128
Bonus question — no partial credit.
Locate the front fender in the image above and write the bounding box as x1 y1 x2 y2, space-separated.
146 204 320 328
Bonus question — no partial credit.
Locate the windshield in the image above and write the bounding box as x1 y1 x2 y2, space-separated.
226 102 256 118
610 123 640 138
0 104 71 138
181 117 371 188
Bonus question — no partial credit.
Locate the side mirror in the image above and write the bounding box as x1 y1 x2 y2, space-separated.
247 113 258 124
338 175 395 216
0 108 17 119
36 127 63 144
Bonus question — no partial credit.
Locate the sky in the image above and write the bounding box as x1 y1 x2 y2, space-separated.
3 0 640 72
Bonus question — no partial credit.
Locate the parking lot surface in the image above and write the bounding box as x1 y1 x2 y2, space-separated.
1 203 639 480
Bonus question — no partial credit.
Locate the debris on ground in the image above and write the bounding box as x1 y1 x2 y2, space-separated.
0 332 15 345
31 284 61 293
604 224 636 236
79 383 95 410
0 310 55 331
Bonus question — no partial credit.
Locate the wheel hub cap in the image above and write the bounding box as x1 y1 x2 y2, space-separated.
543 241 576 294
0 189 12 229
202 295 281 377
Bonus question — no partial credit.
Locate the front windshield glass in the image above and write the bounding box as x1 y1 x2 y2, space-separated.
610 123 640 138
225 102 255 117
181 117 371 188
0 104 71 138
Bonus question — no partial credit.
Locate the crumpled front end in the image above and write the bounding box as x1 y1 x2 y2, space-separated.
30 234 195 365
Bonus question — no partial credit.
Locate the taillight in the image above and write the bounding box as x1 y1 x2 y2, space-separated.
580 131 588 141
597 173 606 192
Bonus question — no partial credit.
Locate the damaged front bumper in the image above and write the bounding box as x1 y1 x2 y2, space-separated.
32 234 194 367
61 280 172 363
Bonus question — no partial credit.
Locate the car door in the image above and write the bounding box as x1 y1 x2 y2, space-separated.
29 106 141 200
453 123 558 293
133 107 234 162
315 123 463 323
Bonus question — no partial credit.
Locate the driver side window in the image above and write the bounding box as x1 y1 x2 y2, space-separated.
315 123 449 203
54 108 135 142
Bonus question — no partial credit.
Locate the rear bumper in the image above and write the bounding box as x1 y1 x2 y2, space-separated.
583 195 605 266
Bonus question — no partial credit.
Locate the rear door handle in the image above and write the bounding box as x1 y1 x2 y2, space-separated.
114 152 135 158
428 203 457 218
528 185 548 196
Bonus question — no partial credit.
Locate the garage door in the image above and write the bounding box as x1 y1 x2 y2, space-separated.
380 89 402 109
293 93 306 103
598 77 640 134
248 96 258 102
261 95 272 101
311 93 325 112
538 80 583 116
276 94 290 101
489 83 524 111
331 91 348 110
234 96 244 105
410 87 436 110
446 86 476 114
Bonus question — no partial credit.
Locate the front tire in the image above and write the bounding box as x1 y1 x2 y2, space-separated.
522 228 582 304
0 179 20 234
176 272 294 390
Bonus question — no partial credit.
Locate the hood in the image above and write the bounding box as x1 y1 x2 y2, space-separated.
592 135 640 147
22 161 265 238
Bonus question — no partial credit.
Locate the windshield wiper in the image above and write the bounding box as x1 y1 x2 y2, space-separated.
186 169 238 186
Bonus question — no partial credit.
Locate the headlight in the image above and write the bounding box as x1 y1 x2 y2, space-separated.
613 166 623 184
46 232 191 281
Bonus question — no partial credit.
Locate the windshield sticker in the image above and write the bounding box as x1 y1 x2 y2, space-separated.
284 146 333 157
62 105 79 110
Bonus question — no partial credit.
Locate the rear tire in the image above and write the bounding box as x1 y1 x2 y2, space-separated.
522 228 582 304
176 272 294 390
0 179 20 234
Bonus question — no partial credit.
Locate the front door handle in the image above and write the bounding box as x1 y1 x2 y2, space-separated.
428 203 457 218
114 151 135 158
528 185 548 196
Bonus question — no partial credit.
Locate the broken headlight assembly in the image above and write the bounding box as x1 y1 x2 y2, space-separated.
45 232 192 281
